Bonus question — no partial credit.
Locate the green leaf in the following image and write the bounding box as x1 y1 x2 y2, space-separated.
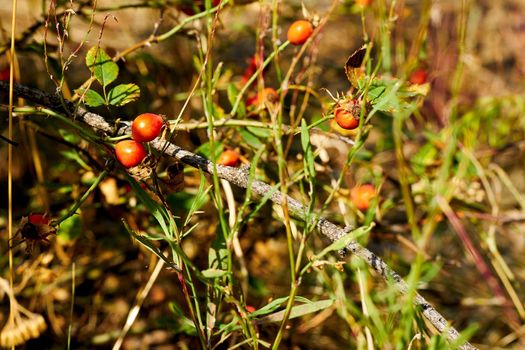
86 46 118 87
410 142 438 175
57 214 82 242
124 223 181 272
201 268 228 278
77 88 105 107
108 84 140 106
227 83 245 117
249 297 289 317
60 150 90 169
258 299 335 323
314 224 374 260
301 119 316 179
246 126 271 138
239 128 263 148
169 302 198 336
367 85 386 101
125 174 176 238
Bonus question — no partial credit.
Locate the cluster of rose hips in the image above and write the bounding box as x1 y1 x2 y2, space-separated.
115 113 165 168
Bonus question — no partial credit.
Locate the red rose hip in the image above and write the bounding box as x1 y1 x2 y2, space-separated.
351 184 376 211
218 150 240 167
287 20 314 45
334 105 360 130
409 68 428 85
115 140 147 168
132 113 164 142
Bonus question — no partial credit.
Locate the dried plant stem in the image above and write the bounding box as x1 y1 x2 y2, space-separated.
7 2 18 345
0 81 478 350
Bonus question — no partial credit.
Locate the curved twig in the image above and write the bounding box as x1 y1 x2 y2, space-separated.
0 81 477 350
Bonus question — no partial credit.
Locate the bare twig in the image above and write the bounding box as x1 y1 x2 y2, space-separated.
0 81 478 350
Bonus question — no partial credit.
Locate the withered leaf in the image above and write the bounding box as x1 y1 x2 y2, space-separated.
164 162 185 193
344 45 368 88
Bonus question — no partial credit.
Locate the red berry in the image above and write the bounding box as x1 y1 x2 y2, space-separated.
247 87 279 107
334 105 359 130
409 68 427 85
241 54 265 83
132 113 164 142
218 150 240 167
28 213 49 225
351 184 376 211
287 20 314 46
245 305 256 313
115 140 147 168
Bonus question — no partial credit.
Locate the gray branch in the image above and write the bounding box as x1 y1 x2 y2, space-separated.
0 81 477 350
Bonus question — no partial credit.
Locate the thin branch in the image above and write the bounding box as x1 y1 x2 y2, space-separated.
0 81 477 350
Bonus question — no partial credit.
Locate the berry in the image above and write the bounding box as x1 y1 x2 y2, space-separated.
218 150 240 167
115 140 147 168
131 113 165 142
351 184 376 211
287 20 314 46
409 68 427 85
241 54 265 83
247 87 279 107
15 214 56 253
334 103 360 130
28 213 50 225
245 305 256 313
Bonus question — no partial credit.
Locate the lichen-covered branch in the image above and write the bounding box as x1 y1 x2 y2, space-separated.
0 81 477 350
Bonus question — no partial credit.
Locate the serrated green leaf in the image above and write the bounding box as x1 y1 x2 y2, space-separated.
80 88 106 107
367 85 386 101
86 46 118 87
108 84 140 106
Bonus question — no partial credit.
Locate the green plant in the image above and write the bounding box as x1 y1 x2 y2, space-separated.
78 46 140 108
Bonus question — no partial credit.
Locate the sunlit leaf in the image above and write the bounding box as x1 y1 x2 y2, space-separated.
86 46 118 87
76 88 105 107
57 214 82 242
257 299 335 323
108 83 140 106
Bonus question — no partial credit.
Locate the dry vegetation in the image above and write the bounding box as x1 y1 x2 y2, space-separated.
1 0 525 349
